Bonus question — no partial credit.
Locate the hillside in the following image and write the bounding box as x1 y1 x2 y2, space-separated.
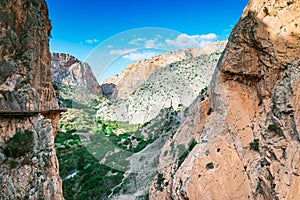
98 42 226 124
102 41 226 99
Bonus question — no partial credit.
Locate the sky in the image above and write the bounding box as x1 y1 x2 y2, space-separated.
46 0 248 83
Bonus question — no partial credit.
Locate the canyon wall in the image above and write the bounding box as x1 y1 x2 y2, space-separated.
51 53 101 94
103 41 226 99
150 0 300 199
0 0 63 199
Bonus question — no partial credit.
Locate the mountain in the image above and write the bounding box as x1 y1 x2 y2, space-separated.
52 41 225 198
102 41 226 99
0 0 63 199
149 1 300 199
98 41 226 124
51 53 101 93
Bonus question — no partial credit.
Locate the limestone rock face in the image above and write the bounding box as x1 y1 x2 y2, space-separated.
51 53 101 93
103 41 226 99
0 0 63 199
98 42 226 124
149 1 300 199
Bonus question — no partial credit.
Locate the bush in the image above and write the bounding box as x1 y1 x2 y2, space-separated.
156 173 165 191
3 130 33 157
268 124 276 131
263 7 269 15
188 139 197 151
207 107 214 115
206 162 214 169
10 160 19 168
250 139 259 151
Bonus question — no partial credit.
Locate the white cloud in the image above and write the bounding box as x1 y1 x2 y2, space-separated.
128 37 163 49
86 39 99 44
122 52 158 61
106 45 113 48
145 39 157 48
129 38 146 45
166 33 217 48
110 49 136 55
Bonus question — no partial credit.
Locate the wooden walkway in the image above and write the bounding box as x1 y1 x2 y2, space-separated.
0 108 67 116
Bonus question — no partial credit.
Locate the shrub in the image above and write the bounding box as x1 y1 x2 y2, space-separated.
263 7 269 15
10 160 19 168
207 107 214 115
201 86 208 95
156 173 165 191
250 139 259 151
188 139 197 151
3 130 33 157
163 151 168 157
206 162 214 169
268 124 276 131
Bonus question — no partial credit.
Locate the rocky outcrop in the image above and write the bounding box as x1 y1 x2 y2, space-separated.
150 1 300 199
103 41 226 99
51 53 101 93
98 42 226 124
0 0 63 199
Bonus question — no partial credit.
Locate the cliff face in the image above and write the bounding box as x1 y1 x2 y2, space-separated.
150 1 300 199
103 41 226 99
51 53 101 94
0 0 63 199
98 42 226 124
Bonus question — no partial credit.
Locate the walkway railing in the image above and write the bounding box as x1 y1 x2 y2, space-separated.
0 108 67 116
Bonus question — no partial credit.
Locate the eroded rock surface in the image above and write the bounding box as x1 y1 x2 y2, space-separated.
0 0 63 199
150 1 300 199
103 41 226 99
98 42 226 124
51 53 101 94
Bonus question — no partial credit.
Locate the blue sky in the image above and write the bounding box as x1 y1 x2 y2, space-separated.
46 0 248 82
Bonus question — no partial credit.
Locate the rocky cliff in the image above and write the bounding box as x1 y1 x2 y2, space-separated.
51 53 101 94
98 42 226 124
150 0 300 199
102 41 226 99
0 0 63 199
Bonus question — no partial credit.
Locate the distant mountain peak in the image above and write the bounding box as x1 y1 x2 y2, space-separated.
51 53 102 93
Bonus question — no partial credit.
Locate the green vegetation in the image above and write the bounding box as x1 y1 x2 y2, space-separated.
12 51 24 59
207 107 214 115
201 86 208 95
268 124 276 131
55 128 125 199
250 139 259 151
263 7 269 16
206 162 214 169
256 180 264 195
55 80 183 199
155 173 165 191
188 138 197 151
177 138 197 168
3 130 33 157
55 107 181 199
9 160 19 168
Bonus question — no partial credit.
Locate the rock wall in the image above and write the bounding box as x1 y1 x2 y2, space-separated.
150 0 300 199
0 0 63 199
98 46 225 124
103 41 226 99
51 53 101 94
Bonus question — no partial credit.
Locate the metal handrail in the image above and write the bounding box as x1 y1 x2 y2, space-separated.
0 108 67 116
